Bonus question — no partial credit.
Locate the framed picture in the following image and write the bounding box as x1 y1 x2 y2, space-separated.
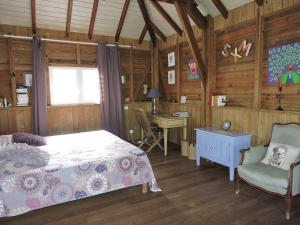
168 70 175 84
23 73 32 87
268 42 300 84
168 52 175 67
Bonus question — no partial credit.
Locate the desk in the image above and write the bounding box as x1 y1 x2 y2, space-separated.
152 115 188 156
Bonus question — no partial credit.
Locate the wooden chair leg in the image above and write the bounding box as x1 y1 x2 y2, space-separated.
142 183 148 194
285 195 292 220
235 172 240 195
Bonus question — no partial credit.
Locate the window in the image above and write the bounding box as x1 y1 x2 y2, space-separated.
49 67 100 105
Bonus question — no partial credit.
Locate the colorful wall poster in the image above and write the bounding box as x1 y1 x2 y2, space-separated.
188 58 200 80
268 42 300 84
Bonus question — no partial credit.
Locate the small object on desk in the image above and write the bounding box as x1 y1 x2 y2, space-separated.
195 127 251 181
180 96 187 104
222 120 231 130
173 111 189 118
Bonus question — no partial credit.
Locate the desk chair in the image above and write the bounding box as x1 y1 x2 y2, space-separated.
135 107 163 153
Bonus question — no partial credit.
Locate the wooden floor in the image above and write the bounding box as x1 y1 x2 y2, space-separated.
1 144 300 225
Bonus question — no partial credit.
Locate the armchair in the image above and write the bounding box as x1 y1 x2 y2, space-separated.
236 123 300 220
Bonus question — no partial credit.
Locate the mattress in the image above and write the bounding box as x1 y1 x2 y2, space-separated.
0 130 160 217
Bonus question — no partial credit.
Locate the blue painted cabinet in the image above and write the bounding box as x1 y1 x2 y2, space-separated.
195 128 251 181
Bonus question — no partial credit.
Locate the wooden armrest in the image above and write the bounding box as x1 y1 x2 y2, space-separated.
287 159 300 196
290 160 300 170
239 148 250 165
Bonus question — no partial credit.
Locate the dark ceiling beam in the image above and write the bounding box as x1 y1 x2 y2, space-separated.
31 0 36 34
150 21 166 41
88 0 100 39
65 0 73 37
175 1 207 85
185 3 207 30
137 0 157 47
255 0 264 6
211 0 228 19
138 24 147 44
115 0 131 42
149 0 182 36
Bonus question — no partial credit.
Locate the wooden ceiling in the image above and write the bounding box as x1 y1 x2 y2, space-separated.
0 0 262 42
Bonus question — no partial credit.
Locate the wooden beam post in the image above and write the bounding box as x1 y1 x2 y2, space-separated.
149 0 182 36
31 0 37 35
129 47 134 101
138 25 148 45
151 43 159 89
76 44 81 65
175 1 207 87
255 0 264 6
7 38 16 107
88 0 100 40
253 7 264 109
115 0 131 42
185 4 207 30
205 15 216 127
176 37 181 103
137 0 157 47
65 0 73 37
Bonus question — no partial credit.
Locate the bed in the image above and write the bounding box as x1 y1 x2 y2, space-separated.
0 130 160 218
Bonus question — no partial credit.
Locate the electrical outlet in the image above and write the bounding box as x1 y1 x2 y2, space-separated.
129 129 134 134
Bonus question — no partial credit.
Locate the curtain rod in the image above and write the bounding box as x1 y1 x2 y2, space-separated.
0 34 136 49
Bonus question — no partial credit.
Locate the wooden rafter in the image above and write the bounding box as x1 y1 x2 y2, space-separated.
31 0 36 34
255 0 264 6
115 0 131 42
138 24 147 44
137 0 157 47
88 0 100 40
149 0 182 36
150 22 166 41
65 0 73 37
157 0 197 5
211 0 228 19
185 3 207 30
175 1 207 85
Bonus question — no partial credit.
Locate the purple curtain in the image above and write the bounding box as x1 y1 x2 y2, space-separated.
32 38 48 136
97 44 124 138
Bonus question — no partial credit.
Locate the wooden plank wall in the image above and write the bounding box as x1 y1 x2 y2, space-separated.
213 0 300 110
261 7 300 110
0 25 153 138
0 105 101 135
159 28 204 103
212 107 300 145
215 21 256 108
156 0 300 146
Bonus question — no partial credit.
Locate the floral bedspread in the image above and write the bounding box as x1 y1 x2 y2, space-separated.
0 130 160 217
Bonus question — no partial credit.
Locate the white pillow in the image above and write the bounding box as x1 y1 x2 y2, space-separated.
261 142 300 170
0 135 12 147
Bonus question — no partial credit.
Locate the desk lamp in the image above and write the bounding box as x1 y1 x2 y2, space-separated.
147 88 161 115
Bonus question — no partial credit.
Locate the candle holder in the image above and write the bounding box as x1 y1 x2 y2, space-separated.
276 88 284 111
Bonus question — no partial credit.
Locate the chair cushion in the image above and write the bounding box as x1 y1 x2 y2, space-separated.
238 163 289 195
